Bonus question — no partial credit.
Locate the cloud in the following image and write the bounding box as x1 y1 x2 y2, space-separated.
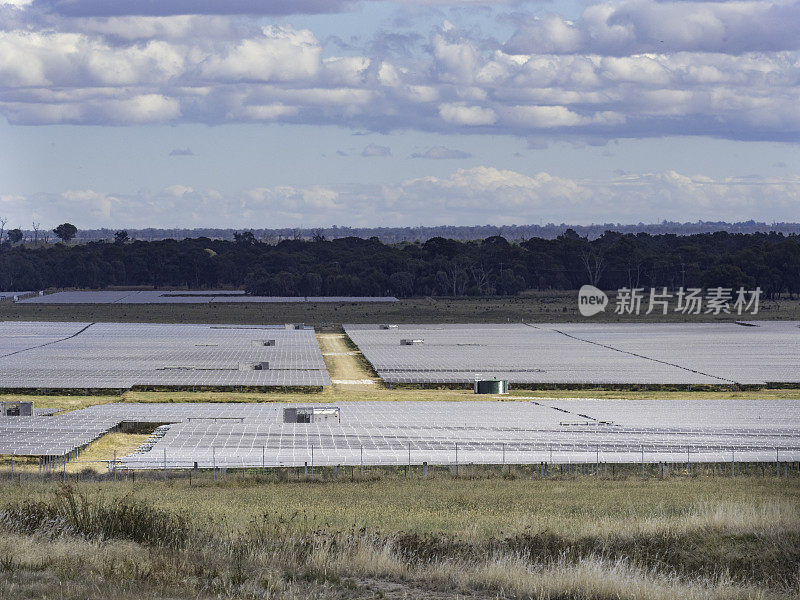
361 143 391 157
199 26 321 82
169 147 194 156
26 0 358 17
5 169 800 228
439 103 497 126
0 1 798 142
410 145 472 159
505 0 800 56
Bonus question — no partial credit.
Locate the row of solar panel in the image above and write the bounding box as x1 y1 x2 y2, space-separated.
19 291 398 304
345 322 800 385
0 322 330 389
2 401 797 467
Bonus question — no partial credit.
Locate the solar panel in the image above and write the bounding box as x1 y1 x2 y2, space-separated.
19 291 398 304
4 400 796 466
0 291 34 301
344 322 800 386
0 322 330 390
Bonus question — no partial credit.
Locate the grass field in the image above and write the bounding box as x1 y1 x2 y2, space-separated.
3 292 800 326
0 477 797 599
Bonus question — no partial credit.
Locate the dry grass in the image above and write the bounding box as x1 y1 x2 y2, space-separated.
0 432 150 474
3 293 800 327
65 432 151 473
317 332 379 383
0 479 796 599
4 387 798 417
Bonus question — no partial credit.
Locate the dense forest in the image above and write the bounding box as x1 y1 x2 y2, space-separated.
1 230 800 298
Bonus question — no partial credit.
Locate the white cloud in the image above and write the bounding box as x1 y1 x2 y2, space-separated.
439 103 497 126
0 1 796 143
506 0 800 55
361 143 391 157
200 26 320 82
504 105 587 128
5 169 799 228
410 146 472 159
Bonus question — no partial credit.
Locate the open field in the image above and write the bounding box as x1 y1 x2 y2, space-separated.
0 477 797 599
3 292 800 326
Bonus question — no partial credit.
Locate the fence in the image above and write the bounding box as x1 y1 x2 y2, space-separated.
4 442 799 482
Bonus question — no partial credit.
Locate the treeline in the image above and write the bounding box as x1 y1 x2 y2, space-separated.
10 220 800 244
1 230 800 298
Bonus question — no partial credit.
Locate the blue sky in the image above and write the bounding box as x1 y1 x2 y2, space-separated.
0 0 798 229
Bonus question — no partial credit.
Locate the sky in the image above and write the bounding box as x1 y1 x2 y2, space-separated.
0 0 798 229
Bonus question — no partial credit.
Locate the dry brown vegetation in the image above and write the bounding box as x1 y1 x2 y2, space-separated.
0 477 797 600
3 293 800 327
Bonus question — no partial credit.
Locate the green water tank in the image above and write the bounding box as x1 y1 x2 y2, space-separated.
474 379 509 394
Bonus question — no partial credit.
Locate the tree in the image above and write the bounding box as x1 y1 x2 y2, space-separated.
114 230 130 245
7 229 23 244
233 230 257 246
580 248 605 286
53 223 78 243
388 271 415 297
299 272 323 296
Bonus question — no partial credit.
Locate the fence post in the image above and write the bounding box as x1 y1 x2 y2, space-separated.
641 445 644 477
10 452 13 480
311 445 314 476
455 443 458 476
114 450 117 482
213 447 216 482
686 446 690 476
596 446 599 478
731 450 735 477
163 448 166 482
776 447 779 477
501 443 505 470
407 442 411 477
360 445 363 475
261 446 265 476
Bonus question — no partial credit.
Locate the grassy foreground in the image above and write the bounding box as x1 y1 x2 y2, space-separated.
0 477 797 599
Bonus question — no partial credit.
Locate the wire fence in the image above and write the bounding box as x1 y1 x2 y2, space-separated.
3 443 799 482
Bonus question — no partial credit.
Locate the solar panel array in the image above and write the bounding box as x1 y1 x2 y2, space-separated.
2 400 796 466
0 322 331 389
20 291 398 304
344 322 800 386
0 291 34 301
